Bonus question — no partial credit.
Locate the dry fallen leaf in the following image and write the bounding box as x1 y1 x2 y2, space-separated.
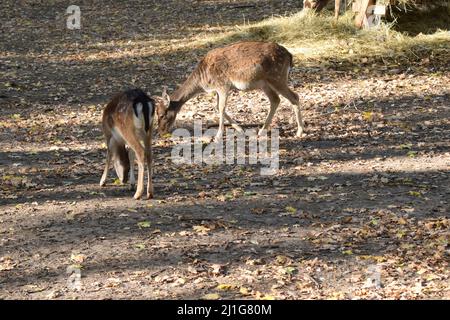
137 221 151 228
202 293 220 300
0 257 16 271
275 255 290 265
211 264 226 275
193 225 210 234
70 253 86 264
217 283 237 291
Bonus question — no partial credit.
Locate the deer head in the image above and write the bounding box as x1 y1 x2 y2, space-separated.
156 87 181 136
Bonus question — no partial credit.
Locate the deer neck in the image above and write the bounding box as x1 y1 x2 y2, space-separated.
169 69 203 111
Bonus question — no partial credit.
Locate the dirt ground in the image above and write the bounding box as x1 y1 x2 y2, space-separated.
0 1 449 299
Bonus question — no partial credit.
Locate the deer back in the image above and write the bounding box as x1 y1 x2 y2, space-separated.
199 41 293 89
103 89 155 143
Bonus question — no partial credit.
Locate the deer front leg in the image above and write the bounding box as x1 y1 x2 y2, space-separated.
228 118 244 133
128 148 136 190
214 93 244 133
214 90 228 142
145 133 154 199
134 153 145 200
99 147 111 186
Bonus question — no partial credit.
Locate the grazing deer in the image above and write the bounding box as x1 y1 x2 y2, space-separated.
100 89 155 200
156 41 305 141
303 0 342 20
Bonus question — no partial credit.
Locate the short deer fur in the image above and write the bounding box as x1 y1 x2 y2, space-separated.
156 41 304 140
303 0 341 20
100 89 155 200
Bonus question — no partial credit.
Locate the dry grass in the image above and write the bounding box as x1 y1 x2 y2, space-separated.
392 4 450 35
190 10 450 64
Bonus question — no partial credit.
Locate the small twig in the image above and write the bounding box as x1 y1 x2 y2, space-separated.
178 216 217 222
206 122 261 129
307 274 322 289
149 268 167 278
232 5 255 9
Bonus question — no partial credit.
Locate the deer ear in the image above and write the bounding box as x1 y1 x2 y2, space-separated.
161 86 170 105
155 99 166 118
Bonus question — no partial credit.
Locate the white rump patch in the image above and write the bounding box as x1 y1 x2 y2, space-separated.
135 102 143 114
133 102 144 129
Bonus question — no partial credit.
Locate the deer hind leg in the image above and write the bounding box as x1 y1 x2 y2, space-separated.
100 136 125 186
133 147 146 200
145 131 154 199
215 93 244 133
99 144 111 187
123 134 146 199
258 85 281 136
113 144 130 184
268 81 305 137
335 0 341 20
214 90 229 142
128 148 136 190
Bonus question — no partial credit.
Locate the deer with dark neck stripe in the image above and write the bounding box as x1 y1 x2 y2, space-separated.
100 88 155 200
156 41 305 141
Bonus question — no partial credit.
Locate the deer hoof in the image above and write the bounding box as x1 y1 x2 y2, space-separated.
147 185 154 199
296 131 306 138
232 124 244 133
133 192 143 200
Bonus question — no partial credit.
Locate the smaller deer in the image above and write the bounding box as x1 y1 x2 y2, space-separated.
156 41 305 141
100 89 155 200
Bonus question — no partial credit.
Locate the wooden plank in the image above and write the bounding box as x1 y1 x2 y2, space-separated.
373 5 386 15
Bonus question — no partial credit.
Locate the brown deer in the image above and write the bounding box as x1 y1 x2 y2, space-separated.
156 41 305 141
100 89 155 200
303 0 342 20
